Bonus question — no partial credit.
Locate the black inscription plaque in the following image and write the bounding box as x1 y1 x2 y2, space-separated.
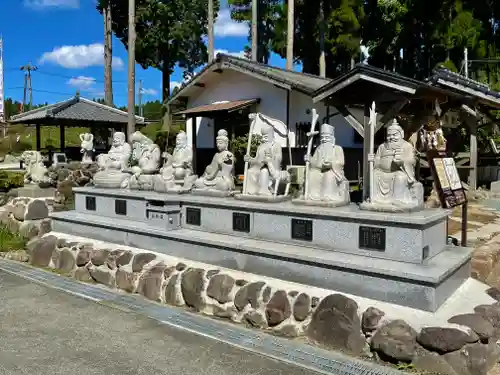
85 196 96 211
56 154 66 163
358 226 385 251
186 207 201 226
233 212 250 233
115 199 127 216
291 218 313 241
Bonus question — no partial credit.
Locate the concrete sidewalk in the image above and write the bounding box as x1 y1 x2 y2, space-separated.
0 270 321 375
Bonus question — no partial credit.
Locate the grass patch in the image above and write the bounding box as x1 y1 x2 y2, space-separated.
0 226 28 252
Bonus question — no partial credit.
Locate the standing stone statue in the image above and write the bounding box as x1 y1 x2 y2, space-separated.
80 133 94 164
93 132 132 188
360 119 423 212
123 131 161 190
236 121 291 201
192 129 235 196
293 124 349 207
153 131 197 193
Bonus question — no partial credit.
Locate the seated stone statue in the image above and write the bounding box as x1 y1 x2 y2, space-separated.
122 131 161 190
153 131 197 193
93 132 132 188
360 119 423 212
293 124 349 207
21 150 52 186
236 121 290 201
192 129 235 196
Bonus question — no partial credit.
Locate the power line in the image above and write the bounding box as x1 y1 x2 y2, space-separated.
6 86 128 97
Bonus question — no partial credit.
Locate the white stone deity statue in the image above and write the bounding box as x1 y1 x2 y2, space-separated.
293 124 349 206
93 132 132 188
21 150 52 185
80 133 94 164
153 131 197 193
193 129 235 196
361 119 423 212
123 131 161 190
237 121 290 201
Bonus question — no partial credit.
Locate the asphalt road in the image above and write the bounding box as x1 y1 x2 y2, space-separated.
0 270 320 375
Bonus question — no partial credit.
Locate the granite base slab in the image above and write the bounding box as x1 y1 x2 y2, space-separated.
50 210 472 312
13 186 55 198
72 187 450 264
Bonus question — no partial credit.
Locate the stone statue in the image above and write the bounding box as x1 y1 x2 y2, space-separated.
236 120 291 201
20 150 52 185
293 124 349 207
192 129 235 196
93 132 132 188
153 131 197 193
123 131 161 190
360 119 423 212
80 133 94 164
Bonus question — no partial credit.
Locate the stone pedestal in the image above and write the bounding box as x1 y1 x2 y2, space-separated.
12 186 56 198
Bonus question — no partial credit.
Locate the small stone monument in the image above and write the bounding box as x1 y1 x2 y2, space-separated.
153 131 197 193
293 123 350 207
93 132 132 188
51 153 68 167
360 115 424 212
122 131 161 190
80 133 94 164
192 129 235 196
235 114 291 202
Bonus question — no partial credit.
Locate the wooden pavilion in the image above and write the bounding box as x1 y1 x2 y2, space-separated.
8 94 144 157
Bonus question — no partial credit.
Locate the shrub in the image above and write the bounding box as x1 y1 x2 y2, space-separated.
0 226 27 252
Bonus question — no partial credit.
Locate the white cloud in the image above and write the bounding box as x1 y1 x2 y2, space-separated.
214 9 248 37
40 43 124 69
140 88 158 96
67 76 96 90
24 0 79 9
170 81 182 91
215 49 247 59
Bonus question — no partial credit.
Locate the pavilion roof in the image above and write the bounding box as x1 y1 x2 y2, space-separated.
9 95 145 125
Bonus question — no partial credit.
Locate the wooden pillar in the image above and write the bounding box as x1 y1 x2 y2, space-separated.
191 116 197 173
469 119 478 190
59 124 66 152
362 104 371 201
35 123 41 151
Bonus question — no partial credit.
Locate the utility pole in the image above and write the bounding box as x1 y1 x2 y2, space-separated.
251 0 258 61
286 0 294 70
208 0 214 62
127 0 136 139
138 79 143 117
104 0 114 106
20 62 36 113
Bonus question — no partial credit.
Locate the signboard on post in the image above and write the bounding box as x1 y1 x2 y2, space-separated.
428 150 467 209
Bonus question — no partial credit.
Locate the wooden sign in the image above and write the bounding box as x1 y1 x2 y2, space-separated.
428 151 467 209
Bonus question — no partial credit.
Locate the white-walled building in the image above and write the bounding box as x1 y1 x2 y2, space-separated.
167 54 363 176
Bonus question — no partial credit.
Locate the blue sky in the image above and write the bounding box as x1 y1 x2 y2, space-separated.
0 0 298 107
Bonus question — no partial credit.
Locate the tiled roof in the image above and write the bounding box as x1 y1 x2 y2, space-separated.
168 54 332 104
175 98 259 115
427 68 500 103
9 96 145 125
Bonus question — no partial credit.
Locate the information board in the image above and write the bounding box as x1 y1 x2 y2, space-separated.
428 151 467 208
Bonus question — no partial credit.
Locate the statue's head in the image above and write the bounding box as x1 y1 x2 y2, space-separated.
387 119 404 144
320 123 335 145
131 131 152 146
112 132 126 147
216 129 229 151
176 131 188 148
82 133 92 142
21 150 41 165
260 123 274 143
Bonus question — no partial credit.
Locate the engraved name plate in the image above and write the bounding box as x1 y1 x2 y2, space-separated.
233 212 250 233
291 218 313 241
115 199 127 215
186 207 201 226
85 196 96 211
358 226 385 251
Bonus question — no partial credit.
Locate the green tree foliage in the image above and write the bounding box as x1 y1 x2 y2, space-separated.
96 0 218 103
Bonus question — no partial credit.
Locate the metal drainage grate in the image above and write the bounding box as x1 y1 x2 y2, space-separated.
0 260 400 375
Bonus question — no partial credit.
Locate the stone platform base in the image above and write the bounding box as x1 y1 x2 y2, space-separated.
291 198 349 208
234 193 291 203
50 209 471 312
12 186 55 198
